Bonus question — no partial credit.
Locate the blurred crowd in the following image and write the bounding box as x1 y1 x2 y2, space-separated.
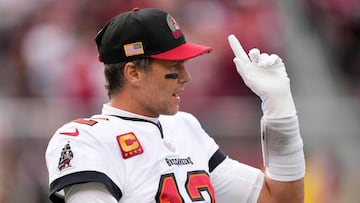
0 0 288 101
302 0 360 95
0 0 358 202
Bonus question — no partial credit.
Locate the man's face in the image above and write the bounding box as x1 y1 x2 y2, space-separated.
135 59 191 117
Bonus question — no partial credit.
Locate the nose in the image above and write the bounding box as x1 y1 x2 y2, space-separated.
178 66 191 84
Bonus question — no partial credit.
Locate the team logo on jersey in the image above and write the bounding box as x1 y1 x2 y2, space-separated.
58 141 74 171
117 132 143 159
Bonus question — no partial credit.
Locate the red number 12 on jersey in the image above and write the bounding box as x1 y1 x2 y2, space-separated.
156 170 215 203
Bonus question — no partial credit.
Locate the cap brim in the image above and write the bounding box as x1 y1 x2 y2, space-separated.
150 42 212 61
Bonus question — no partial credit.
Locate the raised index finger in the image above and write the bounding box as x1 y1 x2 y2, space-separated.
228 34 250 63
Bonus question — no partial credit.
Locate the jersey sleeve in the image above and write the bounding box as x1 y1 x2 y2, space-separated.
45 119 122 202
210 157 264 203
64 182 118 203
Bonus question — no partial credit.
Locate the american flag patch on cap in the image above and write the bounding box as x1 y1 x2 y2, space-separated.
124 42 144 57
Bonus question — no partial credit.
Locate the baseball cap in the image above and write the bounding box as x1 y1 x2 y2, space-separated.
95 8 212 64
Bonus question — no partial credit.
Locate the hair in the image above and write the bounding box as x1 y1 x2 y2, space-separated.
104 58 153 99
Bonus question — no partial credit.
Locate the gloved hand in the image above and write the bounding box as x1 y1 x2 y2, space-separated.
228 34 296 119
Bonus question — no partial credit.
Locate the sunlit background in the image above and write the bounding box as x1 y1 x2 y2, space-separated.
0 0 359 202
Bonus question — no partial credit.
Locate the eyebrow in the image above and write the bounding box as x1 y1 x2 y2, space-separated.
164 60 185 67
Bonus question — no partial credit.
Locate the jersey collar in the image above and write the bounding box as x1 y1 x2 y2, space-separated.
101 103 159 123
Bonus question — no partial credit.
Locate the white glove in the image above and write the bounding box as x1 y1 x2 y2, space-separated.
228 34 296 119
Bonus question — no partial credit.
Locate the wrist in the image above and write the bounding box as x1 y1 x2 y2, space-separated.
261 91 297 119
261 116 305 181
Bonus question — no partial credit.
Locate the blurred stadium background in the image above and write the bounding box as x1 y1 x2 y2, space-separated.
0 0 359 202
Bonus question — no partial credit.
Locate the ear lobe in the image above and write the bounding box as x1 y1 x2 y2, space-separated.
124 62 142 85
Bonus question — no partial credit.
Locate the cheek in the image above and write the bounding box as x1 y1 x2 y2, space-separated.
146 78 169 96
142 83 166 103
142 76 172 103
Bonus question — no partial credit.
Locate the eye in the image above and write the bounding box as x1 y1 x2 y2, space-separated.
160 60 185 73
169 61 185 71
163 63 179 73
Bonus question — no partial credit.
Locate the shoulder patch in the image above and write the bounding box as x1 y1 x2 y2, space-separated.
58 141 74 171
117 132 143 159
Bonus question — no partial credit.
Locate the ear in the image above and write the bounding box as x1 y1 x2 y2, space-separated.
123 62 143 86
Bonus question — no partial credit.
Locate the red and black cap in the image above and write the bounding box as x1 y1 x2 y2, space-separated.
95 8 212 64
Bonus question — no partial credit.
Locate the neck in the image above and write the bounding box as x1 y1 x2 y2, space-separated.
109 96 159 118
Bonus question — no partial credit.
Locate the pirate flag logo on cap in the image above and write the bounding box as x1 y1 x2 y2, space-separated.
166 14 183 39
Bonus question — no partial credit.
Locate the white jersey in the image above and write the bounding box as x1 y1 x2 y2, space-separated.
46 104 263 203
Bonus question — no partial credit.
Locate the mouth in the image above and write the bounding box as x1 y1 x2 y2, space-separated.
172 93 180 100
172 89 184 100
